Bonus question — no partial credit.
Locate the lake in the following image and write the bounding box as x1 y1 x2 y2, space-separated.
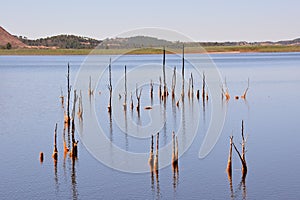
0 52 300 200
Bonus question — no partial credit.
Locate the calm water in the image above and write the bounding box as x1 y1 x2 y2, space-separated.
0 53 300 200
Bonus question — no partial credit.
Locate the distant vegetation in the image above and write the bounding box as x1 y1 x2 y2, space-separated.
18 35 101 49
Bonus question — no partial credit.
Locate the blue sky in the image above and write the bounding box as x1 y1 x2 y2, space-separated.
1 0 300 42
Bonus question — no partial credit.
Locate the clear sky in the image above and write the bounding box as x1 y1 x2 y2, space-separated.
1 0 300 42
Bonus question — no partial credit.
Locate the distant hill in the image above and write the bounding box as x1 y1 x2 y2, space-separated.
98 36 180 49
18 35 101 49
0 26 27 48
1 25 300 50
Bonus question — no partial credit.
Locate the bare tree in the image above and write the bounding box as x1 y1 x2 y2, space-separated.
241 78 250 99
136 84 142 113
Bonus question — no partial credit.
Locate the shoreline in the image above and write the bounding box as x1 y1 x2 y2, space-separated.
1 45 300 55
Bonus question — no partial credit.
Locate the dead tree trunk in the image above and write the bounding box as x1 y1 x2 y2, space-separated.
77 90 83 119
150 80 154 100
226 136 233 177
107 58 112 113
224 77 230 100
233 142 247 178
233 121 248 178
65 63 71 126
190 73 194 99
136 84 142 113
181 45 185 101
123 65 127 109
88 76 93 96
172 131 179 166
171 67 176 100
202 72 206 101
70 90 78 159
241 120 247 172
162 47 168 99
241 78 249 99
52 123 58 160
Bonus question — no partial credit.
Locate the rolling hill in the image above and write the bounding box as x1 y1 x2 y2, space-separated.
0 26 27 48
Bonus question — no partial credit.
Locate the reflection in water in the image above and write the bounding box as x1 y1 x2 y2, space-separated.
172 131 179 192
71 157 78 200
171 99 177 131
150 133 161 199
54 159 59 192
155 170 161 200
124 108 129 151
228 173 234 200
227 172 247 200
172 163 179 192
181 98 186 148
109 112 113 142
240 177 247 200
163 100 167 146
